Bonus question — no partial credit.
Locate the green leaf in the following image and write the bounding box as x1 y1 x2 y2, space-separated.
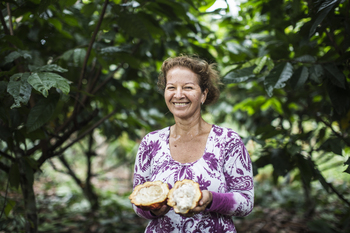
309 64 324 83
0 124 12 142
290 66 309 90
100 46 131 54
294 55 316 63
319 138 343 155
223 66 256 84
9 163 20 189
2 35 24 49
27 72 71 97
48 18 62 32
309 1 336 37
7 73 32 109
344 158 350 174
4 200 16 217
253 56 268 74
61 48 86 66
3 50 32 65
26 95 59 133
117 13 150 39
296 154 314 188
28 64 68 73
264 62 293 97
326 81 350 115
324 63 346 89
316 0 339 13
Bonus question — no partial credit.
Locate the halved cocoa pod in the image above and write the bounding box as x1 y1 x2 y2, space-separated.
167 179 202 214
129 181 169 211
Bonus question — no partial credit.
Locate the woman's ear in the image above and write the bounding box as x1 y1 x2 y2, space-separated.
202 88 208 104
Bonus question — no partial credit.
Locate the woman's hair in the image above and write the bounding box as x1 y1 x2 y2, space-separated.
157 55 221 105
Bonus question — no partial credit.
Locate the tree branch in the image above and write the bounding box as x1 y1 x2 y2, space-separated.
53 108 117 156
6 3 13 35
0 162 10 173
318 117 350 147
35 109 99 167
0 151 15 162
73 0 109 114
327 181 350 207
58 155 83 187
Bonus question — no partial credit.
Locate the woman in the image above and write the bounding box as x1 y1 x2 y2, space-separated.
132 55 254 232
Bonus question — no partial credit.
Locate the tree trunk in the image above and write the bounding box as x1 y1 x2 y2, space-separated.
18 157 38 233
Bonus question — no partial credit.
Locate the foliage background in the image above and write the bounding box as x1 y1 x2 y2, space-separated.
0 0 349 232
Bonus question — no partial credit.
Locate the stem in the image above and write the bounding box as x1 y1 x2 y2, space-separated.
6 3 13 35
0 6 10 35
54 109 117 156
73 0 109 115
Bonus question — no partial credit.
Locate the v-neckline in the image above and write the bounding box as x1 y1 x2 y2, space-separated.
167 124 214 165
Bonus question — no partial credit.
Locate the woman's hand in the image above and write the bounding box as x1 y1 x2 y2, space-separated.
150 204 171 216
182 190 213 217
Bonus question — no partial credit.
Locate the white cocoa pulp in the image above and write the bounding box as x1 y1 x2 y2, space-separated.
135 185 163 203
173 183 196 212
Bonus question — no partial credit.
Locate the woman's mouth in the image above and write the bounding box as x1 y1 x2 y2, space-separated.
173 102 189 106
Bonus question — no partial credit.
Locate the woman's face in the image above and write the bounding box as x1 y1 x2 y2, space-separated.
164 66 207 120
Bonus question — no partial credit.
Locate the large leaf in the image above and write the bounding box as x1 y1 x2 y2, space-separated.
60 48 86 66
223 66 256 84
28 64 68 73
290 66 309 90
26 95 59 133
309 64 324 83
324 63 346 89
7 73 32 109
2 50 32 65
27 72 71 97
309 0 338 37
318 137 344 155
326 81 350 115
264 62 293 97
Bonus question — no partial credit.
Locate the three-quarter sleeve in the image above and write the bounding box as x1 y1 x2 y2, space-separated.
131 134 158 219
207 131 254 216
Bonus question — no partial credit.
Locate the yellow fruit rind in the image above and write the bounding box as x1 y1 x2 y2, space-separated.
129 180 169 211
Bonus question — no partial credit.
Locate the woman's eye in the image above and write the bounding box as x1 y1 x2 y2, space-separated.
167 86 174 90
184 86 192 89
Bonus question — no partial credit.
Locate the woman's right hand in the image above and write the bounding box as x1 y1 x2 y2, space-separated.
150 204 171 216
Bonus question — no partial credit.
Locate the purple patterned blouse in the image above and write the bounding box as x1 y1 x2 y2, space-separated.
132 125 254 233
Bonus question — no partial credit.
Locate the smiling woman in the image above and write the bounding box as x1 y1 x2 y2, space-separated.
130 55 254 233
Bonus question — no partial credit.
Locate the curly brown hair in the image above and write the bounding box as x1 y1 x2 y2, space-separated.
157 55 221 105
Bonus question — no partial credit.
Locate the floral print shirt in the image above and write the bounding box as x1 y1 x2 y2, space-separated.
132 125 254 233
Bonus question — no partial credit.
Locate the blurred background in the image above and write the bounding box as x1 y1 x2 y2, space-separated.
0 0 349 232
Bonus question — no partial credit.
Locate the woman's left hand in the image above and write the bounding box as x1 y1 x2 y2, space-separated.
182 190 213 217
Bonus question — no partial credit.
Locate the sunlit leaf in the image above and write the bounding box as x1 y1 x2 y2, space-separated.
223 66 256 84
27 72 71 97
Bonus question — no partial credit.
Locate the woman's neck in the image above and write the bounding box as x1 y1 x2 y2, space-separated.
171 117 210 140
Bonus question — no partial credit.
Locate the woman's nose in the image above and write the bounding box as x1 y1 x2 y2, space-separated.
174 88 184 98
